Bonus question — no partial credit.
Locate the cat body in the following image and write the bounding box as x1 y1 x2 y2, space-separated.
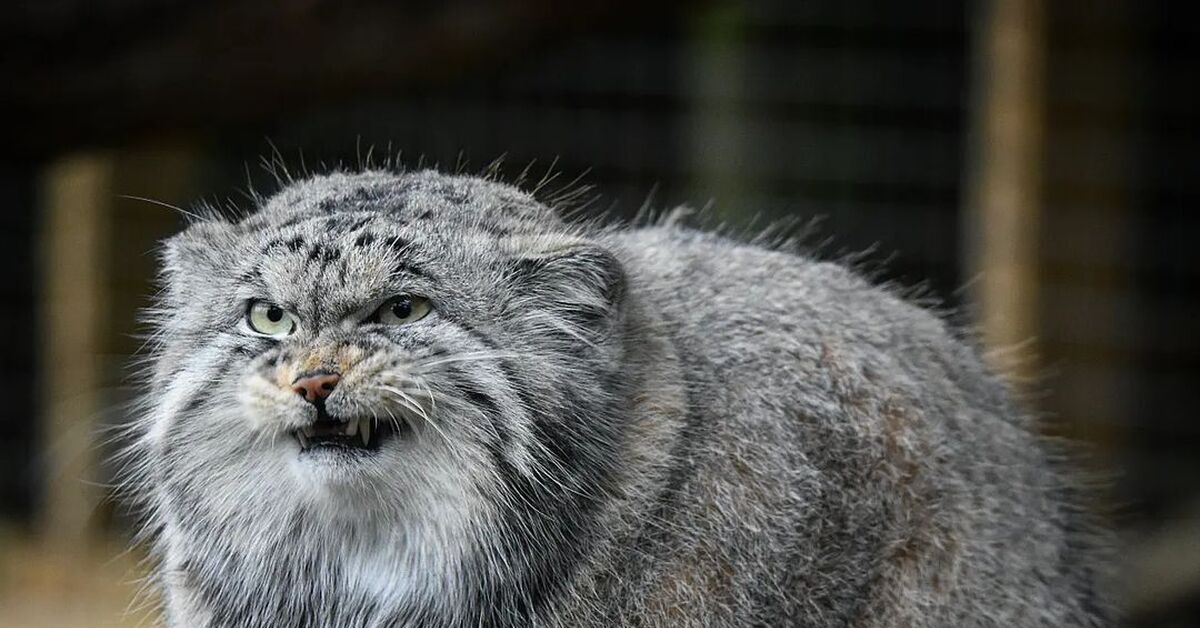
131 169 1110 627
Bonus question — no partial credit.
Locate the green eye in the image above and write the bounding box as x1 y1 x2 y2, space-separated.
373 295 431 326
246 301 297 337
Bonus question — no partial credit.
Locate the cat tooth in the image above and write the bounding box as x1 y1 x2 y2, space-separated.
345 419 359 437
360 420 371 446
296 431 309 449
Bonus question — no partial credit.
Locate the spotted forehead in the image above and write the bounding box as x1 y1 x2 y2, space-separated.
238 212 436 324
220 170 563 325
246 169 559 233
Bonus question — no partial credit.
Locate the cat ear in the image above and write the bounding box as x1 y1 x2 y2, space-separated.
506 235 626 335
160 220 240 297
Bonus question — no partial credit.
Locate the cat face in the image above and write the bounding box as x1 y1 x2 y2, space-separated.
140 171 628 569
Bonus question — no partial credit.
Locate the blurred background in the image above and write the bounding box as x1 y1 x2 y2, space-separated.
1 0 1197 625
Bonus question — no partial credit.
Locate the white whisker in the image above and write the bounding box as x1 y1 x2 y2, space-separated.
378 385 458 451
411 351 524 372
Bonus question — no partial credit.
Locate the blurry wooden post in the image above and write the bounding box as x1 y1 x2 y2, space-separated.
963 0 1045 381
16 145 195 627
37 145 196 549
38 154 115 549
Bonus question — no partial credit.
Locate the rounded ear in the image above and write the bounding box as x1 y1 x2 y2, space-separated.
507 236 626 337
162 221 236 274
158 220 241 306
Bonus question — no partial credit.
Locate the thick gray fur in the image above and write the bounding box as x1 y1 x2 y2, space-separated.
127 168 1112 627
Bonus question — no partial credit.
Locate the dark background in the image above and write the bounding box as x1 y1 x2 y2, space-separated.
1 1 1197 625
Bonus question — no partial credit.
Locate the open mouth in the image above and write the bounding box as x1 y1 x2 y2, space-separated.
292 417 407 454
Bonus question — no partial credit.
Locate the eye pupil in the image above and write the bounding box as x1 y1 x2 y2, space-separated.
266 306 283 323
391 298 412 319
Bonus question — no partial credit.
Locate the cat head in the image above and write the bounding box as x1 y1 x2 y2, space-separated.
136 170 629 584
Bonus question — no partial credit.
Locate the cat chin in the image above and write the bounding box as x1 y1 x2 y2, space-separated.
284 445 391 488
277 444 436 512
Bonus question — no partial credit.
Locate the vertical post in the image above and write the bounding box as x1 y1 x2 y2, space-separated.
14 143 196 627
38 154 114 549
963 0 1045 379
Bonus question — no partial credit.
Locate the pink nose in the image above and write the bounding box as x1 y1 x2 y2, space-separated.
292 371 340 404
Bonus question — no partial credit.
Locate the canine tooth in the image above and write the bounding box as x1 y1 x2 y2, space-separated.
345 419 359 437
360 420 371 446
296 432 309 449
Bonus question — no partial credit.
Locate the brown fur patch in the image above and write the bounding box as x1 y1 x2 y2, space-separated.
273 343 370 391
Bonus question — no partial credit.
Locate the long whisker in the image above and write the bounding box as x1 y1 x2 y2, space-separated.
379 381 433 399
418 380 438 415
380 406 416 445
378 385 428 420
379 385 456 450
383 394 450 452
117 194 205 221
410 351 523 372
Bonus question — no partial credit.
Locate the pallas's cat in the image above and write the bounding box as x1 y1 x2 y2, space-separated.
128 169 1111 627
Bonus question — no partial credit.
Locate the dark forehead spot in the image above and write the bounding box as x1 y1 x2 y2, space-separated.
354 232 376 247
323 214 374 233
383 234 410 253
286 236 305 252
260 237 285 253
237 268 262 284
318 198 337 212
307 244 342 264
392 260 427 279
347 216 373 232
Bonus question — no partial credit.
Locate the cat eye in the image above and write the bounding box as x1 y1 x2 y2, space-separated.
246 300 298 337
371 295 431 326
